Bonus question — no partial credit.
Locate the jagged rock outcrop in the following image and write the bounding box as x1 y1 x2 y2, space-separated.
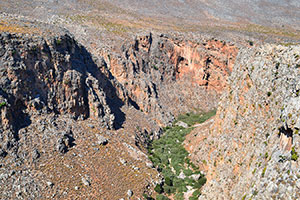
106 33 238 126
0 32 116 134
191 44 300 199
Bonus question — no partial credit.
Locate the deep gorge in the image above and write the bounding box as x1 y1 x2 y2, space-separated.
0 22 300 200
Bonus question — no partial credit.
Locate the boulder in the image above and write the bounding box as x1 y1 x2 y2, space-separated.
96 134 108 145
175 121 188 128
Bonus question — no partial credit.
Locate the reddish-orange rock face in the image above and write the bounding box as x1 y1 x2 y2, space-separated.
169 39 238 93
104 34 238 124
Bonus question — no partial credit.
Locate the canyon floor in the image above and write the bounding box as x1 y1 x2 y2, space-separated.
0 1 300 200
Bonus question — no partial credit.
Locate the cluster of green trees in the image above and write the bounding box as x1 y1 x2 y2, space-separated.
144 110 216 200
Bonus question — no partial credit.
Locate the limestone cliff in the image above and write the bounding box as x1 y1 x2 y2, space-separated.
187 44 300 199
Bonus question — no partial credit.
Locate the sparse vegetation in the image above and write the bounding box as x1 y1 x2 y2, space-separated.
0 21 40 34
261 167 267 177
176 110 216 127
67 14 129 35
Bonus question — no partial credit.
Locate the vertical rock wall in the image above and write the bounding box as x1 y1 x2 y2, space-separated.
196 45 300 199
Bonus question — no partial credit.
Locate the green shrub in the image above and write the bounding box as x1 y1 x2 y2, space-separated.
194 177 207 189
165 177 173 186
291 147 298 161
154 184 163 194
242 194 247 200
190 162 199 170
152 65 159 70
183 168 193 176
189 190 201 200
163 185 176 194
142 194 155 200
149 155 161 166
156 194 170 200
184 177 196 186
253 190 258 196
174 193 184 200
264 152 269 159
261 167 267 177
177 185 188 193
161 168 173 179
0 102 7 108
162 126 171 132
56 39 62 45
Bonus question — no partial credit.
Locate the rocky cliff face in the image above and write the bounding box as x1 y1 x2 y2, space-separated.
0 32 118 157
187 44 300 199
0 32 116 126
106 34 238 126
